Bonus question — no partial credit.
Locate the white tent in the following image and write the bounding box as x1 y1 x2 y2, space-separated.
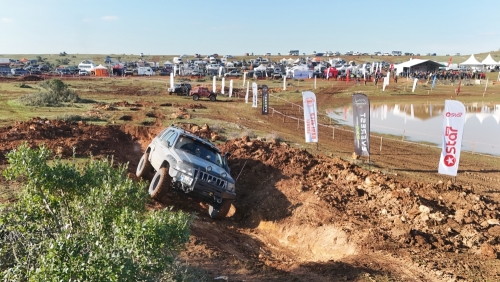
481 54 500 66
393 59 443 75
459 54 482 66
253 64 267 71
286 64 313 79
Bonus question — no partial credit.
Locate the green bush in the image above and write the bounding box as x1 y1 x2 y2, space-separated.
0 143 193 281
19 79 82 107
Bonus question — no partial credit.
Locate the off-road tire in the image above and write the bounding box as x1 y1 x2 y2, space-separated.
209 200 233 219
209 95 216 102
136 152 152 179
193 94 200 101
149 167 171 201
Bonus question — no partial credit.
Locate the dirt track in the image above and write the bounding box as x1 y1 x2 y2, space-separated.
1 83 500 281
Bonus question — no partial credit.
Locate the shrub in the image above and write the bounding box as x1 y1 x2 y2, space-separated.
0 143 193 281
19 79 82 107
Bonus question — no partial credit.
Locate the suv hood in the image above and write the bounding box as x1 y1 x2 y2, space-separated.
174 151 234 182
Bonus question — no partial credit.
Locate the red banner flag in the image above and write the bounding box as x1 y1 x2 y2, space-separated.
346 69 350 82
447 57 453 67
456 80 461 95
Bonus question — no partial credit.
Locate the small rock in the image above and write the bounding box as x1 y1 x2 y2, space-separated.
487 218 500 225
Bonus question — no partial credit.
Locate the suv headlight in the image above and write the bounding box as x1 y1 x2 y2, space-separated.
227 182 235 193
206 166 212 172
221 172 227 178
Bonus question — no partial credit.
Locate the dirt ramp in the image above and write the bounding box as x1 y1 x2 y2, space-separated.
218 137 500 273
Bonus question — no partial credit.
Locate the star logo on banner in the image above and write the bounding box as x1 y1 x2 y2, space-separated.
444 155 456 167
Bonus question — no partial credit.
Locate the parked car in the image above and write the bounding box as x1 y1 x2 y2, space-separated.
78 69 88 76
158 68 171 76
11 68 29 76
189 87 217 101
224 70 242 78
136 125 235 219
29 68 42 75
168 83 192 95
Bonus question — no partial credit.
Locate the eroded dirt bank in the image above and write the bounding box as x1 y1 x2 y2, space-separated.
1 117 499 281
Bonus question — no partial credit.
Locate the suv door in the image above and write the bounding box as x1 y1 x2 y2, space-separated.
150 129 173 168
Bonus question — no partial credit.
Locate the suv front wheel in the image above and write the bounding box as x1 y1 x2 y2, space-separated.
192 94 200 101
209 199 233 219
149 167 171 201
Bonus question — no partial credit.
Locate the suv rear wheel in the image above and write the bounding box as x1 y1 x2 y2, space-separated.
149 167 171 201
209 95 216 102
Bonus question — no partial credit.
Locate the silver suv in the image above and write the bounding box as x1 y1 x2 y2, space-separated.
136 125 235 219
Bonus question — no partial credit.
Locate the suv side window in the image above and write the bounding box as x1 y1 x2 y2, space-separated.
165 132 178 147
158 129 172 140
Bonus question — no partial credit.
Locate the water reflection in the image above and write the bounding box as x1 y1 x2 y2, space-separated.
327 102 500 156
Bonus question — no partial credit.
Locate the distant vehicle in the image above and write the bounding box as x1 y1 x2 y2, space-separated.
272 70 283 79
168 83 192 95
382 52 391 56
189 87 217 101
11 68 28 76
344 51 353 55
223 55 234 59
137 67 155 76
265 52 271 56
29 68 42 75
180 54 188 58
224 70 242 77
172 57 183 64
77 60 96 72
78 69 88 76
124 68 134 76
158 68 171 76
288 50 299 56
455 53 461 56
431 53 437 56
391 51 402 56
315 52 324 57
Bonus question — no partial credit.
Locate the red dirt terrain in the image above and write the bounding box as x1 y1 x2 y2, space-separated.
1 101 499 280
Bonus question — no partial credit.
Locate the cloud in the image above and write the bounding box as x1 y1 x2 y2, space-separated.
101 16 118 21
1 18 12 23
82 18 91 22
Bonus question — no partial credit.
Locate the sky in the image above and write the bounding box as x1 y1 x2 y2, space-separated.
1 0 500 56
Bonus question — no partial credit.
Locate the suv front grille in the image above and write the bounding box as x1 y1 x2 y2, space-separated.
195 170 227 189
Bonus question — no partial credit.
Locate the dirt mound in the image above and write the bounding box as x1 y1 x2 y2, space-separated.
19 75 44 81
185 103 207 109
177 122 222 141
0 117 142 168
217 137 500 278
110 100 144 108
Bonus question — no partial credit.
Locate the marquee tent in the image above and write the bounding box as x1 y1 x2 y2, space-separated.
393 59 443 75
481 54 500 66
459 54 482 66
94 64 109 77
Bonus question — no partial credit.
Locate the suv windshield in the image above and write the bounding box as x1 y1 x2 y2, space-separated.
175 136 223 167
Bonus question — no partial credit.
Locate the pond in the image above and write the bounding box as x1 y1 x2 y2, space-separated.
327 102 500 156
